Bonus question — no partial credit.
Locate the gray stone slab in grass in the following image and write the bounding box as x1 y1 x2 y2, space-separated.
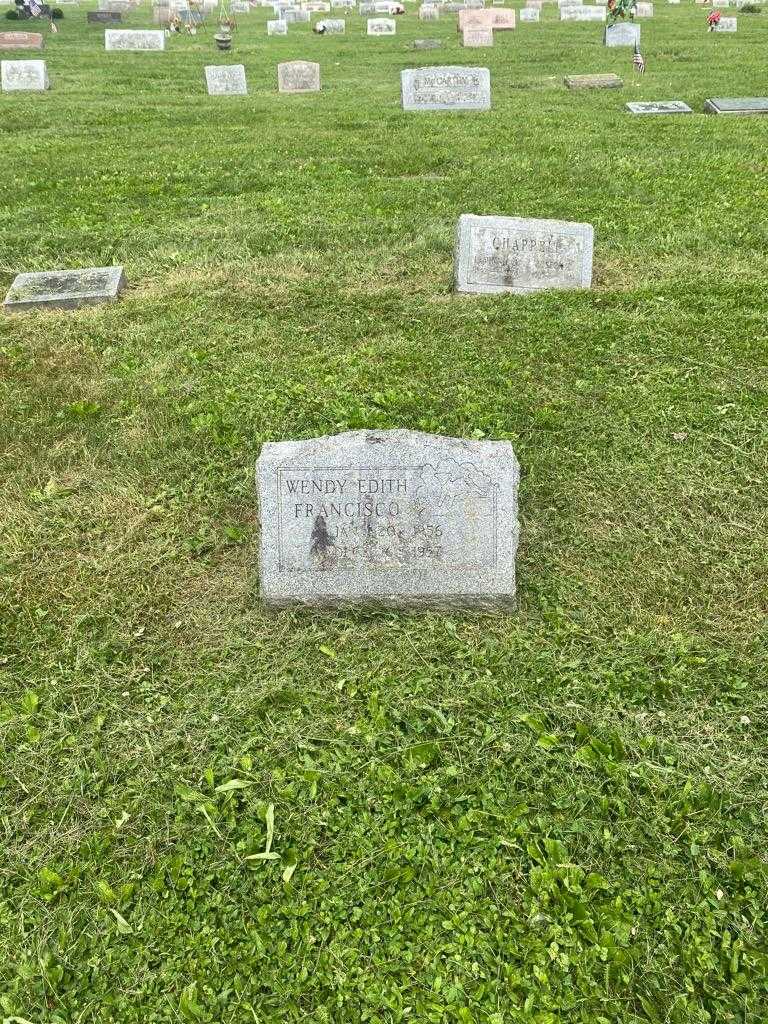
565 72 623 88
3 266 126 312
401 66 490 111
704 97 768 114
454 213 594 295
626 100 692 114
256 429 520 611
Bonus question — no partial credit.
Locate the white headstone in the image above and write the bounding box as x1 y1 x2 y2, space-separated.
105 29 166 49
277 59 321 91
462 26 494 43
560 4 605 19
1 58 48 90
367 16 396 31
256 430 521 611
604 21 640 44
713 16 737 29
519 7 540 20
267 17 288 30
315 16 346 30
454 214 594 294
401 66 491 110
205 63 247 94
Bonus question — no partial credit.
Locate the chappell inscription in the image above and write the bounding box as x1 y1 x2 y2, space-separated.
454 213 594 295
256 430 520 609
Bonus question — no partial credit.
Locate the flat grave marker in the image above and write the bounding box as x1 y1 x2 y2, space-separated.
256 429 521 611
626 100 692 114
712 16 737 29
3 266 126 312
704 96 768 114
565 72 623 88
519 8 540 20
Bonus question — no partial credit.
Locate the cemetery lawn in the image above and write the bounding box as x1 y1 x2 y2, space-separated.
2 4 768 1022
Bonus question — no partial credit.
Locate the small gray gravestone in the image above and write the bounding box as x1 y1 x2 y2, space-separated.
315 17 345 31
634 1 652 14
401 66 491 111
412 37 442 47
1 59 49 91
105 29 166 49
0 31 45 48
205 63 247 94
565 72 622 89
267 17 287 31
3 266 126 312
463 26 494 44
713 16 737 30
359 2 376 12
277 60 320 92
519 8 540 21
87 10 123 20
419 5 440 18
256 430 520 611
704 96 768 114
454 214 594 295
626 100 692 114
367 17 396 32
604 21 639 45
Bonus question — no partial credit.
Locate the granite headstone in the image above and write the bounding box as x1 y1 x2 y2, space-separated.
454 213 594 295
1 58 48 90
401 65 491 110
256 429 520 610
205 63 247 94
277 59 320 91
105 29 166 49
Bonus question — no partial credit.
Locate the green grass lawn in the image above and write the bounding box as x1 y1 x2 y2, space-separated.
1 2 767 1021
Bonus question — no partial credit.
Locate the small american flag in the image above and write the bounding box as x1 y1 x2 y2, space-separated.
632 44 645 73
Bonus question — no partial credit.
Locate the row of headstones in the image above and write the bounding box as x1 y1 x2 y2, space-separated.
3 52 763 100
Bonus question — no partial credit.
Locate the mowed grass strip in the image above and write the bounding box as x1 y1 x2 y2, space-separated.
0 3 767 1022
